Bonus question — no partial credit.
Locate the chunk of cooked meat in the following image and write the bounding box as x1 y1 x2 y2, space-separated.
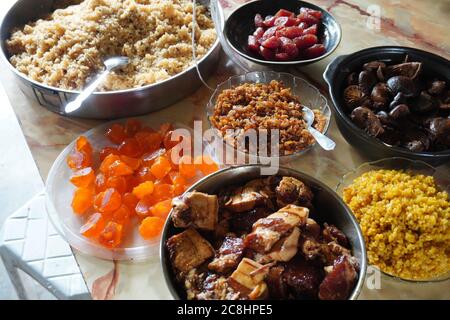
318 256 358 300
322 223 349 248
282 255 325 299
172 192 219 231
196 274 240 300
184 269 206 300
229 206 272 235
245 205 309 253
224 179 273 213
228 258 270 300
256 227 300 264
276 177 314 208
300 236 357 268
208 236 245 274
265 266 287 299
300 237 324 261
166 228 215 274
304 218 321 240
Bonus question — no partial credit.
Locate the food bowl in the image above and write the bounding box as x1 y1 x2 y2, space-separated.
206 71 331 164
336 157 450 283
224 0 341 67
160 165 367 300
45 116 218 261
323 46 450 166
0 0 221 119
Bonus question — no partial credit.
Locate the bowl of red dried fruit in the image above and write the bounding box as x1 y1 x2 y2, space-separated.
224 0 341 66
45 118 220 260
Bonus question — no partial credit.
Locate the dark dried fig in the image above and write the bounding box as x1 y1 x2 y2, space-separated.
389 92 406 110
343 85 366 109
389 104 410 119
412 91 438 114
363 61 386 71
376 111 396 127
428 117 450 146
376 66 385 82
387 76 417 97
351 106 384 137
428 80 446 96
358 70 377 95
371 83 391 109
385 62 422 79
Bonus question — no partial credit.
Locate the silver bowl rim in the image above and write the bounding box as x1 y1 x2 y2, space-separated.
0 0 221 95
160 164 368 300
224 0 342 66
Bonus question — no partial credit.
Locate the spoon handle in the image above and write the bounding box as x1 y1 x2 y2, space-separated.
309 127 336 151
65 71 109 114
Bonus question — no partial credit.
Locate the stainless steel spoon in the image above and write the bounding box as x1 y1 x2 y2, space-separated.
64 56 130 114
302 106 336 151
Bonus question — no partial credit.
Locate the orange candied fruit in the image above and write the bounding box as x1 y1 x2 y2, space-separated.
106 123 127 144
80 212 105 238
94 188 122 214
67 120 220 248
179 155 196 178
132 181 155 200
150 156 172 180
99 221 123 248
150 200 172 220
139 217 164 239
71 187 94 215
70 167 95 188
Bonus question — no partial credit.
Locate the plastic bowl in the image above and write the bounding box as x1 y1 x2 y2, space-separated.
336 157 450 282
206 71 331 164
45 117 217 261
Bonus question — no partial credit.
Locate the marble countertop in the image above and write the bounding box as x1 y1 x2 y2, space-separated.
1 0 449 299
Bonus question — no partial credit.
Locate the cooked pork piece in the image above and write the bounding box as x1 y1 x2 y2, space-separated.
166 228 215 274
184 269 206 300
172 192 219 231
256 227 300 264
245 205 309 253
228 258 270 300
322 223 350 247
318 255 358 300
282 255 325 299
304 218 321 240
224 179 273 213
208 236 245 274
265 266 287 299
229 207 272 235
196 274 240 300
276 177 314 208
300 237 324 261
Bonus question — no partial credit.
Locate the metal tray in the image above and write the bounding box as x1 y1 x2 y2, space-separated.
0 0 221 119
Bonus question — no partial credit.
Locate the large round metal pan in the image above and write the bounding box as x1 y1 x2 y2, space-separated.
0 0 221 119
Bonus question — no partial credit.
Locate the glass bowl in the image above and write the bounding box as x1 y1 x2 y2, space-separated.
336 157 450 285
45 116 218 261
206 71 331 165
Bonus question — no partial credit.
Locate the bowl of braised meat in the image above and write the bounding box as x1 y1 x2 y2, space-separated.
160 165 367 300
324 46 450 166
224 0 341 66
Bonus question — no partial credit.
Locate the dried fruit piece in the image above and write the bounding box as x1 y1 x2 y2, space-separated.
132 181 155 200
99 222 123 248
105 176 127 194
108 160 134 176
119 155 141 170
118 138 142 158
135 198 153 217
111 205 131 226
179 155 196 178
76 136 93 155
95 172 107 192
150 200 172 220
106 124 126 144
153 183 174 202
150 156 172 180
122 192 139 213
194 155 219 176
136 166 154 182
139 217 164 239
99 147 119 161
80 213 105 238
94 188 122 214
67 150 92 170
135 131 162 153
70 167 95 188
71 188 94 215
124 119 142 137
99 154 121 173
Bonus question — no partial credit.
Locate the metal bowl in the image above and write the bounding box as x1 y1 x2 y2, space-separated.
224 0 341 67
0 0 221 119
160 165 367 300
323 46 450 166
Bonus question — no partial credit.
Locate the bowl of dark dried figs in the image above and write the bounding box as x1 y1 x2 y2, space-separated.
160 165 367 300
324 46 450 166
